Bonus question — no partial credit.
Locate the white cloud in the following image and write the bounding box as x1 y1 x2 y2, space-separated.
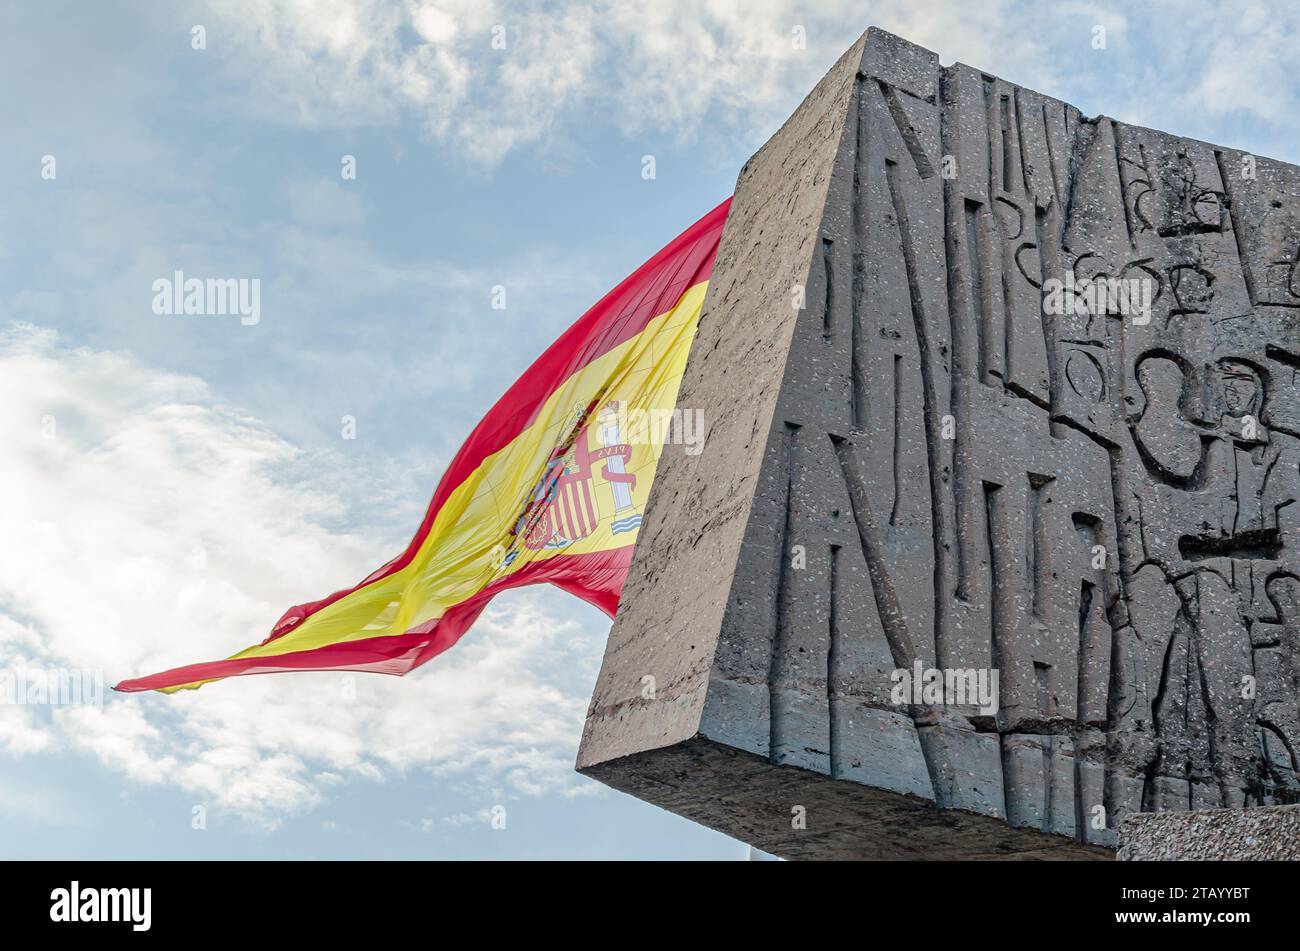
1172 2 1300 126
200 0 1055 168
0 323 607 826
411 3 462 44
195 0 1300 173
0 771 79 827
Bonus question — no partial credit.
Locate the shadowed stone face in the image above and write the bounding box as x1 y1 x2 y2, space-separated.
576 27 1300 859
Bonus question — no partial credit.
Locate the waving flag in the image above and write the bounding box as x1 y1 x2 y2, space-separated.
116 199 730 693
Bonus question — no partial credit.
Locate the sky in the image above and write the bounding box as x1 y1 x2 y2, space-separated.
2 0 1299 859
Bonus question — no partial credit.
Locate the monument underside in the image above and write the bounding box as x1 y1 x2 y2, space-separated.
577 28 1300 859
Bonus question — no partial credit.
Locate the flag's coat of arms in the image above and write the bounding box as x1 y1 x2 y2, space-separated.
117 199 730 693
518 400 638 552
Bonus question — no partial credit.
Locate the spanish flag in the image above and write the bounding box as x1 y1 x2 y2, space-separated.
116 199 730 693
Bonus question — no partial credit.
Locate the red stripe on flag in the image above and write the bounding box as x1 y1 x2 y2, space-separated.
114 547 635 692
565 483 586 539
579 481 597 534
557 485 574 542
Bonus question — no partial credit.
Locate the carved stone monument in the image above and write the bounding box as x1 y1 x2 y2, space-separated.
576 27 1300 859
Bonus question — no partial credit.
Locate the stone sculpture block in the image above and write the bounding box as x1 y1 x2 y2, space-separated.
577 27 1300 860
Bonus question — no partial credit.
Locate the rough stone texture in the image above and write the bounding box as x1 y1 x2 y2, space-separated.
578 26 1300 859
1118 805 1300 860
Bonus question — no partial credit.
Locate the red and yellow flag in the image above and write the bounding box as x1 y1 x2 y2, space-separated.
116 199 730 693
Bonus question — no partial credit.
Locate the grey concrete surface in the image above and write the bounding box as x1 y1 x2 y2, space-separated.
578 26 1300 859
1119 805 1300 860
